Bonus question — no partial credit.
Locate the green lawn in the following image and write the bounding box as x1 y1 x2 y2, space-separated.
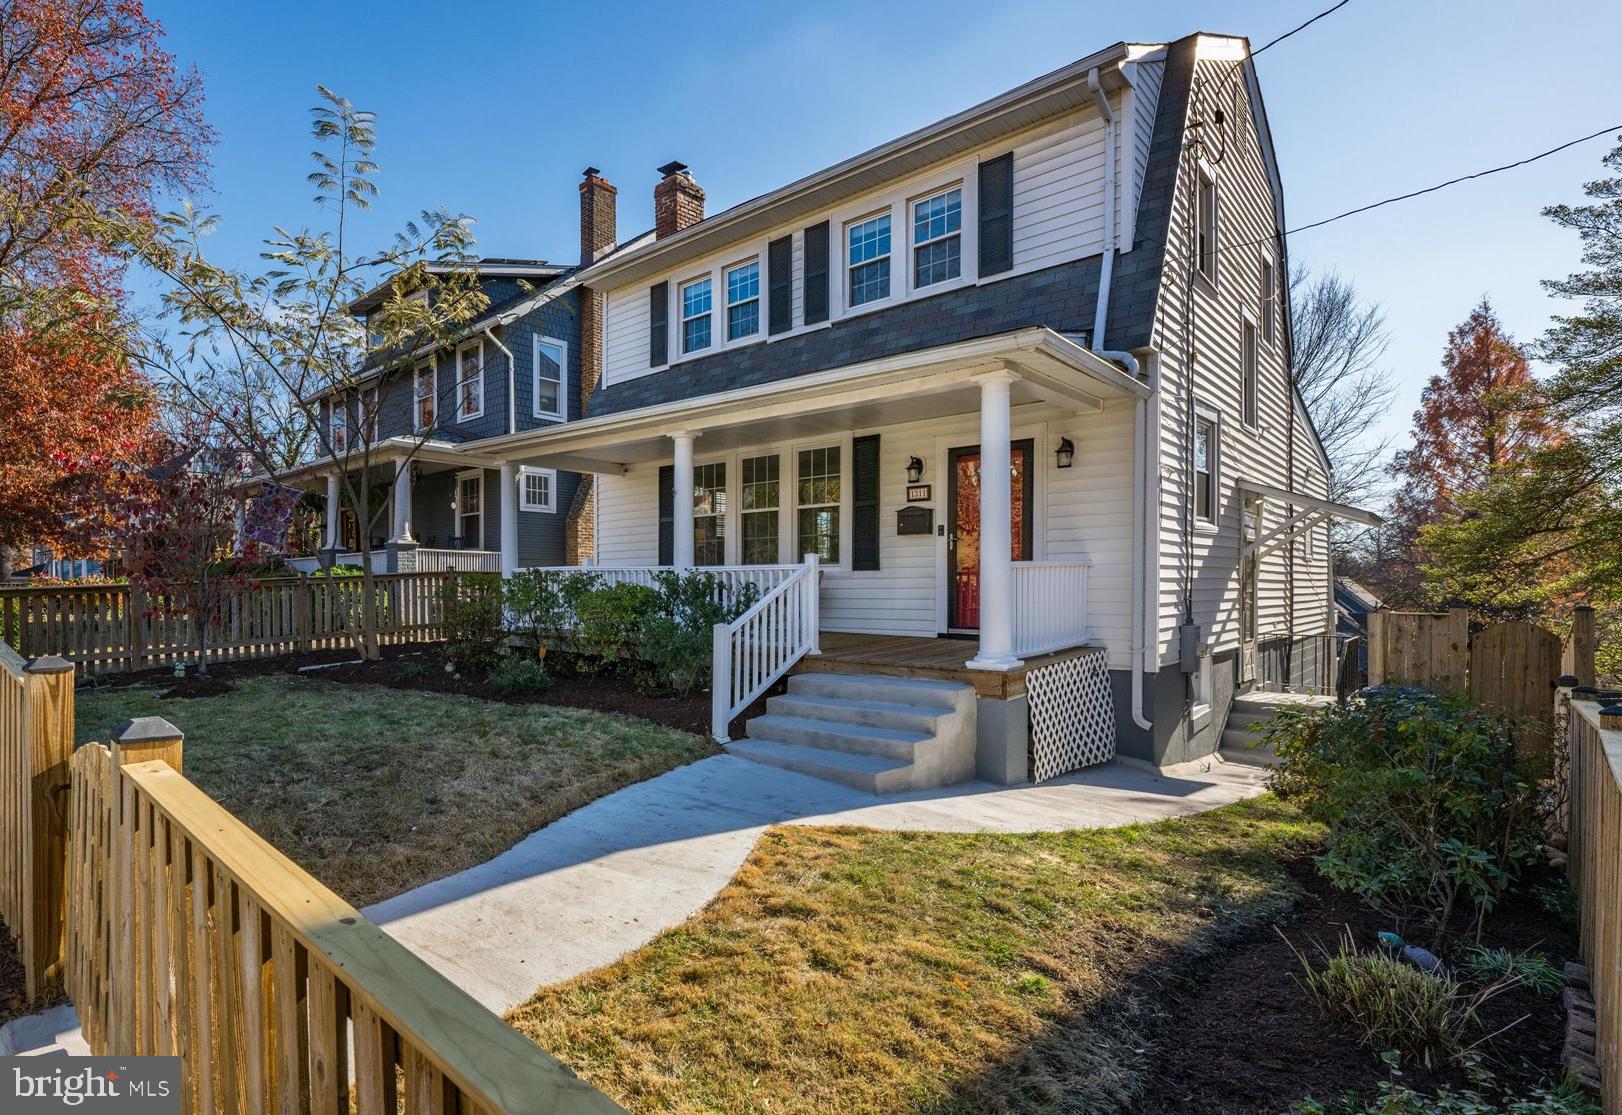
505 796 1320 1115
76 675 718 907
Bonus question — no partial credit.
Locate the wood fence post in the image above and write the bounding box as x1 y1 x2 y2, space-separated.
112 716 184 774
1569 605 1597 688
126 583 147 673
296 573 312 652
1368 608 1388 686
22 656 74 1000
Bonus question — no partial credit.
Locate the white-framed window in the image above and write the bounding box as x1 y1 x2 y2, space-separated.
414 361 436 431
533 335 567 420
329 397 348 454
456 470 483 547
680 276 712 354
1192 653 1212 716
1259 254 1276 345
518 466 556 513
1241 317 1259 429
912 185 962 288
847 212 891 307
740 454 780 564
1193 406 1220 528
1196 165 1217 284
457 341 484 420
796 445 842 562
725 260 760 341
362 385 379 443
693 461 727 566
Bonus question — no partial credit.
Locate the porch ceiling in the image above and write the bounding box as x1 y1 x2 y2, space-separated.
496 327 1148 473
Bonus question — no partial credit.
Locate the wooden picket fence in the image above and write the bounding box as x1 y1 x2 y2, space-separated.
1367 606 1596 758
1566 695 1621 1112
0 572 465 675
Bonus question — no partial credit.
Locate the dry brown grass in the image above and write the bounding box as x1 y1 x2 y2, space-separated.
506 796 1320 1114
76 674 718 907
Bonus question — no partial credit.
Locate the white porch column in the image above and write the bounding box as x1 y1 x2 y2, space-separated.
390 459 414 543
324 473 341 551
499 461 519 576
232 490 247 556
671 432 695 569
966 371 1022 672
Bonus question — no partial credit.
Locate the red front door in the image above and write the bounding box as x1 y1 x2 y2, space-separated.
947 440 1034 630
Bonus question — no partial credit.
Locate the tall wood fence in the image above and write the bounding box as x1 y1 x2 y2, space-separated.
1567 695 1621 1113
0 572 464 675
0 639 621 1112
1367 606 1595 758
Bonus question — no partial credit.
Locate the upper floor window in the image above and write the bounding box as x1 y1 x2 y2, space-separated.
329 399 348 454
518 466 556 513
1242 319 1259 429
1194 409 1218 526
913 186 962 288
457 341 484 420
681 276 712 354
534 336 566 420
1196 166 1217 283
362 385 379 443
1259 256 1276 345
414 362 436 431
847 213 891 306
725 260 760 341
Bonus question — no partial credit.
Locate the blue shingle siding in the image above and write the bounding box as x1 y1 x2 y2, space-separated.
514 470 580 566
412 471 458 548
502 293 582 429
586 257 1103 418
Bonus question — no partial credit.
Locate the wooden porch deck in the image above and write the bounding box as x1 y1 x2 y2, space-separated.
796 632 1105 700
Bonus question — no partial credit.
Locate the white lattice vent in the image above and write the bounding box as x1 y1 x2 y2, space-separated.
1028 650 1116 781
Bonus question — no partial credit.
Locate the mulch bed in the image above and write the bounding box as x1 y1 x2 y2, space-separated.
1130 858 1578 1113
80 643 779 737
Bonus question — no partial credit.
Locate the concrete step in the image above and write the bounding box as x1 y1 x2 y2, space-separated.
745 714 927 760
725 739 913 794
766 692 946 734
1220 741 1279 768
788 672 974 711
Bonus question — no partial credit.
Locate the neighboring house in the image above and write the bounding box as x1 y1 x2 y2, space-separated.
1336 578 1382 638
253 258 595 575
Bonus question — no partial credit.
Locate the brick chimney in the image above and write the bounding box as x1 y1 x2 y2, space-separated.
579 166 617 266
653 161 704 239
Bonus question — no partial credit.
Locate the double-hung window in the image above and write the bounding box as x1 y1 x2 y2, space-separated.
458 341 484 420
912 186 962 288
362 386 379 443
797 446 841 563
725 260 760 341
518 466 555 513
681 277 712 354
1242 320 1259 429
1194 411 1218 526
1196 167 1217 283
457 471 482 547
741 454 780 564
693 462 727 566
1259 256 1276 345
847 213 891 306
414 362 436 431
329 398 348 454
534 336 565 420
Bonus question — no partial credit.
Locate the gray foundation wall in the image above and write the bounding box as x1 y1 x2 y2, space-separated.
1108 650 1237 767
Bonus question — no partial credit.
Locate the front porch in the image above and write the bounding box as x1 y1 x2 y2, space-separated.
804 631 1106 700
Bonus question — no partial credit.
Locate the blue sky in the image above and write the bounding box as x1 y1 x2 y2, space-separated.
145 0 1622 471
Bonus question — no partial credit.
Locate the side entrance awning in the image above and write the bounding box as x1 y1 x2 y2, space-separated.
1238 478 1382 562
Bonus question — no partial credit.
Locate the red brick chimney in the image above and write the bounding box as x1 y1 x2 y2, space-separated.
579 166 617 266
654 161 704 239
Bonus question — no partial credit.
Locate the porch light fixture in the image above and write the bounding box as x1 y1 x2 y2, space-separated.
1055 437 1076 469
906 456 925 484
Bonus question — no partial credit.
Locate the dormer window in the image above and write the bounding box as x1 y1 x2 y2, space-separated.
912 186 962 288
847 213 891 306
681 276 712 354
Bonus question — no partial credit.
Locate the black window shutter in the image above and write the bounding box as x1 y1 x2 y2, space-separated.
851 434 881 572
767 235 793 335
657 465 674 566
802 222 829 325
649 281 668 367
978 152 1015 276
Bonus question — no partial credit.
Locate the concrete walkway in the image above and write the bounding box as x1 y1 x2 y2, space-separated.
364 753 1269 1015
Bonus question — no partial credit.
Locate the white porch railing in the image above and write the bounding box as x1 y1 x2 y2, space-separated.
712 555 821 741
413 548 501 574
282 550 390 575
1011 560 1092 658
521 563 802 601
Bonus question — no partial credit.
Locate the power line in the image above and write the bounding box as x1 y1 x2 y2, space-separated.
1253 0 1354 56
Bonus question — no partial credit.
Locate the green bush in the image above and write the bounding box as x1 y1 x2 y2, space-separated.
572 581 661 673
440 574 504 674
502 569 600 655
488 655 552 695
636 571 762 695
1262 686 1545 936
1458 946 1564 997
1293 1078 1600 1114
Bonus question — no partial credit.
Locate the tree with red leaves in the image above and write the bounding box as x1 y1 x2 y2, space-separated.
0 0 211 577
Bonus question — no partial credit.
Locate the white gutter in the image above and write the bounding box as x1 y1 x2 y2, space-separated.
1087 66 1118 349
483 326 517 436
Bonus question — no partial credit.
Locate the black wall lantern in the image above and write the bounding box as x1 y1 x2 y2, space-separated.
906 455 925 484
1055 437 1075 469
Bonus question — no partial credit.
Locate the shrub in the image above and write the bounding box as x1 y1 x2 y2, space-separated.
1296 934 1485 1068
489 655 552 696
1458 946 1564 997
1262 686 1545 936
503 569 600 656
572 581 660 673
440 574 504 674
396 660 428 682
637 570 762 695
1293 1078 1600 1114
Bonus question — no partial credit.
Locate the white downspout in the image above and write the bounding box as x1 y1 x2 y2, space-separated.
1089 65 1154 733
483 325 517 436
